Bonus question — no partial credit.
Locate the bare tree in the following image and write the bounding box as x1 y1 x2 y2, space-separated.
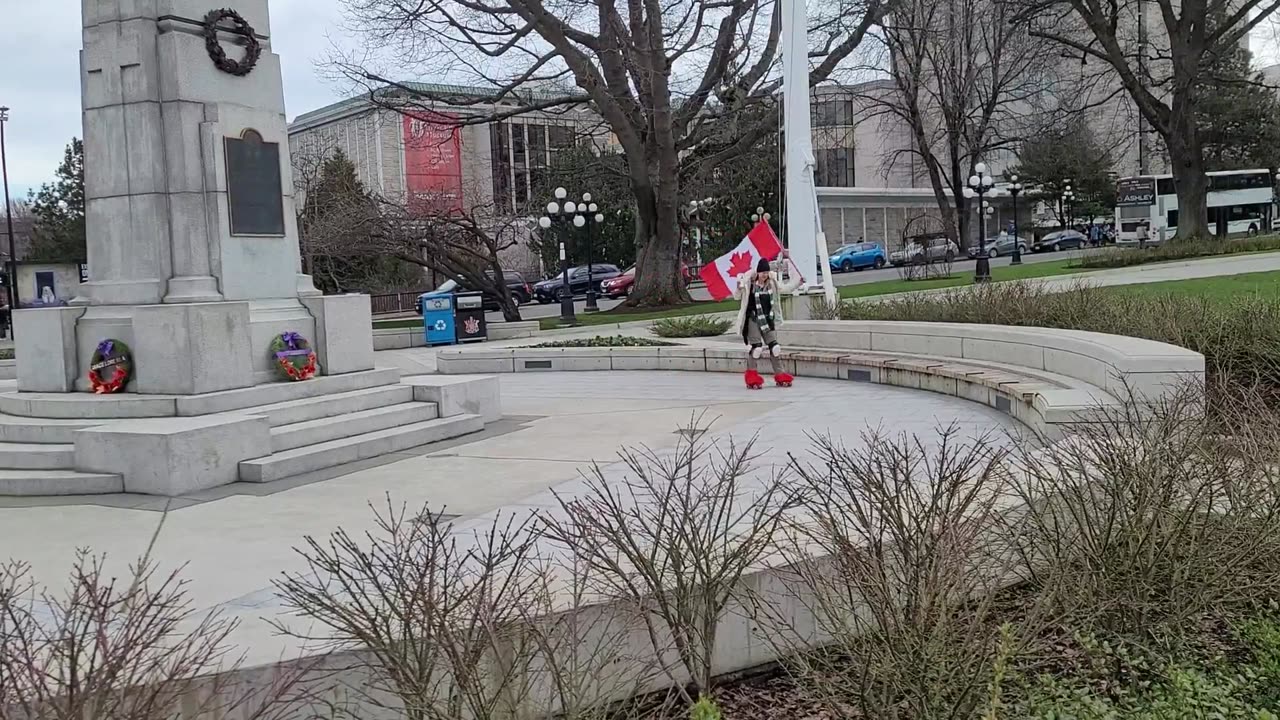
765 428 1041 720
538 418 797 703
1016 0 1280 240
857 0 1061 252
334 0 888 308
0 544 305 720
376 200 531 322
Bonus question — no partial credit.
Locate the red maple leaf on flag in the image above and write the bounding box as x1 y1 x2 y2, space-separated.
727 250 754 277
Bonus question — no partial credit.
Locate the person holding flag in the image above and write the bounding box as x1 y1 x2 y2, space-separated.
696 219 805 388
735 252 803 389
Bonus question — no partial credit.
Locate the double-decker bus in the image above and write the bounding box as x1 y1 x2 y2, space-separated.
1114 168 1272 244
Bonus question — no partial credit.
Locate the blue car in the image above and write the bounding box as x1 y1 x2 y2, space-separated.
829 242 887 272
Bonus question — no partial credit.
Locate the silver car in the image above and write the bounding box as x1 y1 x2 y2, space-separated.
968 235 1031 259
889 235 958 266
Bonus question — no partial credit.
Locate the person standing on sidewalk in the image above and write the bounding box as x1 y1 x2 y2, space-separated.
1137 221 1149 249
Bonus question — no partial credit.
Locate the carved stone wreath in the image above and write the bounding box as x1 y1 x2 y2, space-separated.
203 8 261 77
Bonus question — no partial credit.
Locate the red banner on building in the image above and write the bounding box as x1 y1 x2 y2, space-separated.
403 112 463 214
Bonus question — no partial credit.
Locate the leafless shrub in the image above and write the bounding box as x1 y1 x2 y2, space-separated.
539 419 798 704
0 543 302 720
1006 383 1280 639
770 427 1036 720
273 501 545 720
273 499 652 720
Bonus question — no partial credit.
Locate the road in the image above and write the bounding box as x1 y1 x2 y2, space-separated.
495 249 1080 322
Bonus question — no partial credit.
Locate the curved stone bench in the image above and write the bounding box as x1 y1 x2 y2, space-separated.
436 320 1205 436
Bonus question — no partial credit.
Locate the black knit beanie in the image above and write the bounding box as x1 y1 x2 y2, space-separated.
756 257 771 273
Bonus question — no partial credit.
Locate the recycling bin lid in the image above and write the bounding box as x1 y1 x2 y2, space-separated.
455 293 484 309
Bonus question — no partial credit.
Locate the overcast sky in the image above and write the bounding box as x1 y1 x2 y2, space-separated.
5 0 1280 200
0 0 348 199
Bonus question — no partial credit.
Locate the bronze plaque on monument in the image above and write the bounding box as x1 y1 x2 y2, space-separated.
224 129 286 236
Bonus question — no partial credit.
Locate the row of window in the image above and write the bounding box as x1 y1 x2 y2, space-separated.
1153 171 1272 196
490 122 580 213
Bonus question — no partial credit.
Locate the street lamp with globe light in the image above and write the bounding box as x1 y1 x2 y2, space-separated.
1009 175 1024 265
968 162 995 282
539 186 578 324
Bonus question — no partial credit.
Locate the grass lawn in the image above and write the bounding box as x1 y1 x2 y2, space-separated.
533 258 1090 330
374 257 1093 333
1107 269 1280 302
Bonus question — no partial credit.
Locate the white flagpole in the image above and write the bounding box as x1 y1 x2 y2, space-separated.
782 0 838 307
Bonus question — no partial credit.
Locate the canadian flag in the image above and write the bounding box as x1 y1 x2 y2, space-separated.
699 221 786 301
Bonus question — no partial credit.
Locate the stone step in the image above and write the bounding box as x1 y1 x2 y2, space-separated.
180 368 404 416
0 470 124 496
270 402 439 452
0 443 76 470
0 415 103 444
249 385 415 427
239 414 484 483
0 368 404 420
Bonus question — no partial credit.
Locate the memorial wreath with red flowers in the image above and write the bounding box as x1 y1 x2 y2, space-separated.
270 331 318 381
88 339 132 394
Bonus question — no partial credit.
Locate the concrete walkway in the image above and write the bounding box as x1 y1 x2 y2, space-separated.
0 371 1018 666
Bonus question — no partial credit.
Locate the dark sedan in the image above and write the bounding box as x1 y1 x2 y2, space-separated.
415 272 531 314
1031 230 1088 253
534 264 623 303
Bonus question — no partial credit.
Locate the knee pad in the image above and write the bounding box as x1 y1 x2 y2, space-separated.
749 344 763 359
769 342 782 357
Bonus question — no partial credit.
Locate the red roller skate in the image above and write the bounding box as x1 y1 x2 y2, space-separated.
744 369 765 390
774 372 794 387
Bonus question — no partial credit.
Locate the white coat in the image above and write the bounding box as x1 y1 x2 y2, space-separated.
732 268 803 338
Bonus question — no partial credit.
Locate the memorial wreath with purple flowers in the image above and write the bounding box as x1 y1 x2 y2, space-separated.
88 339 132 394
270 331 318 381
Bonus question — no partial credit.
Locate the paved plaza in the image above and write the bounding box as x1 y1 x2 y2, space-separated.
0 369 1019 664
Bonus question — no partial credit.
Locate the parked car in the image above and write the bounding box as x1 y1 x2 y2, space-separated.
600 264 692 298
533 264 624 303
829 242 887 272
967 235 1030 259
889 233 958 266
414 271 532 314
1031 229 1089 253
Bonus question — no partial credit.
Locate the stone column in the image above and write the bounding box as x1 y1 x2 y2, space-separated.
78 0 175 306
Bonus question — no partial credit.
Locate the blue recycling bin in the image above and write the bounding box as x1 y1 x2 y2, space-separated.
420 291 457 346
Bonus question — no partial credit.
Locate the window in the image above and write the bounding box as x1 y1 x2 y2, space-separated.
1209 172 1270 191
514 169 529 207
1157 178 1176 196
1167 209 1179 228
511 123 526 168
549 125 575 148
812 99 853 127
815 147 855 187
528 123 547 168
490 123 512 212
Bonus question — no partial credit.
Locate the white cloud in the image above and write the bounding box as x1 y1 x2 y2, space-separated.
0 0 348 195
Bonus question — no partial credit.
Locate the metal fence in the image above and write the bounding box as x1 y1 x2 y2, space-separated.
369 290 426 316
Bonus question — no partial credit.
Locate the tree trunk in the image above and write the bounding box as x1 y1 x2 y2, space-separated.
626 175 690 308
1167 100 1210 241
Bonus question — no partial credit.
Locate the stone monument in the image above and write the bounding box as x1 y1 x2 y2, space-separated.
16 0 370 394
0 0 494 497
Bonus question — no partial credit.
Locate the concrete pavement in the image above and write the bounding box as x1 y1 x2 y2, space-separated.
0 371 1018 667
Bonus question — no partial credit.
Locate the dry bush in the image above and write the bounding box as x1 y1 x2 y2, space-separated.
539 419 798 704
769 427 1035 720
273 500 651 720
1006 384 1280 640
1072 234 1280 270
0 546 302 720
274 502 538 720
829 280 1280 409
